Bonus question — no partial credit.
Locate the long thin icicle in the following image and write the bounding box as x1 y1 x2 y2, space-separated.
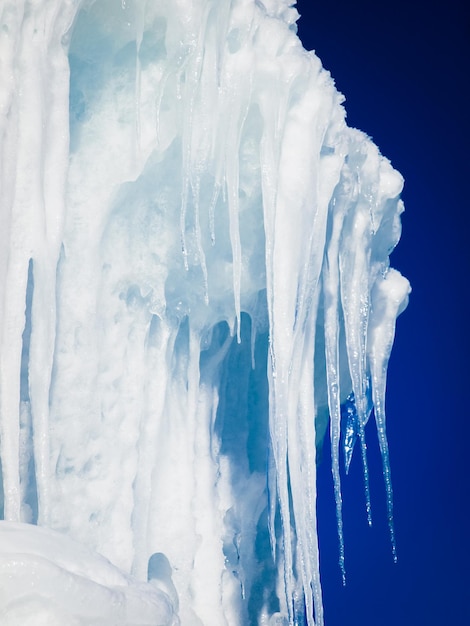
368 269 410 560
323 185 350 582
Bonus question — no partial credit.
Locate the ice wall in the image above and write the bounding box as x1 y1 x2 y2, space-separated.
0 1 410 624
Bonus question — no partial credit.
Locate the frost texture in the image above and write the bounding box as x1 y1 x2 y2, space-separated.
0 1 410 624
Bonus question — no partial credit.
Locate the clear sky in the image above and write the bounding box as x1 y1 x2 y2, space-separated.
295 1 469 624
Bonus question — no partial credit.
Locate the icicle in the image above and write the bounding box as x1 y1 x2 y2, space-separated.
340 150 375 525
342 392 359 474
368 269 410 560
131 318 172 579
29 259 56 526
0 0 75 523
222 45 253 342
323 188 350 583
0 262 28 521
289 313 324 626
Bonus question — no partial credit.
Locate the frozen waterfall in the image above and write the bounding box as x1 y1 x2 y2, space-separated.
0 0 410 624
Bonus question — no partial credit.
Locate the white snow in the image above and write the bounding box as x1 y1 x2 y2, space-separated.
0 521 176 625
0 1 410 624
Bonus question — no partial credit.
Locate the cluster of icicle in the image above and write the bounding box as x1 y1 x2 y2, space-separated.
0 0 410 624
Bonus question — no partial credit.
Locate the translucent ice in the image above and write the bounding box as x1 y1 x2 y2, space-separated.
0 1 410 624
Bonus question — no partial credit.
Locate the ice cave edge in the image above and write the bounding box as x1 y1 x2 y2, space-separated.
0 1 410 624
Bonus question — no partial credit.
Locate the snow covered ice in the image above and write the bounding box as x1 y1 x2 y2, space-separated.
0 1 410 624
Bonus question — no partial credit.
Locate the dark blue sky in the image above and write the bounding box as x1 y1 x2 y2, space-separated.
296 1 469 625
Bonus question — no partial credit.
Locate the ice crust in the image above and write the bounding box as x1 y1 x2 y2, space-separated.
0 1 410 624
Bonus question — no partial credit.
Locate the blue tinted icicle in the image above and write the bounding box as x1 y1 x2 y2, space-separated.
368 269 410 561
340 201 373 526
323 192 349 584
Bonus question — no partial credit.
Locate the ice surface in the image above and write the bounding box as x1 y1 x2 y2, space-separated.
0 521 176 625
0 1 410 624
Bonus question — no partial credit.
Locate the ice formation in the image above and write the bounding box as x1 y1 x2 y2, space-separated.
0 0 410 624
